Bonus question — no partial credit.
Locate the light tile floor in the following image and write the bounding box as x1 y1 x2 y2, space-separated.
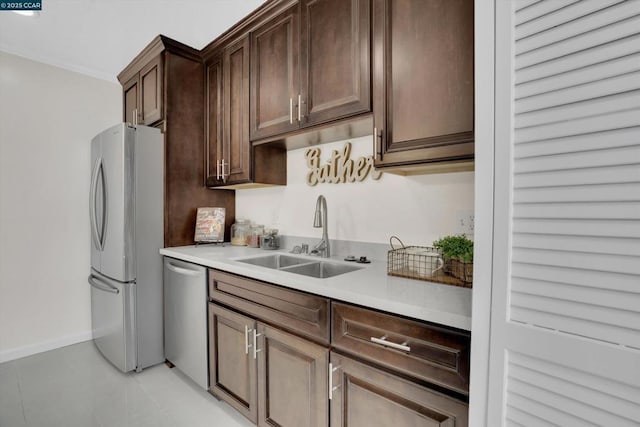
0 341 253 427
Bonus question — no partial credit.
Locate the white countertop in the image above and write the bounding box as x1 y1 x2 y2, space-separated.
160 245 472 331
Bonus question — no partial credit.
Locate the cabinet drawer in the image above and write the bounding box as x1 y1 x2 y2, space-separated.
209 269 330 344
330 352 468 427
331 302 470 394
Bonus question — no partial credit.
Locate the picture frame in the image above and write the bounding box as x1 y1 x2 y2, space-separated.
194 207 226 243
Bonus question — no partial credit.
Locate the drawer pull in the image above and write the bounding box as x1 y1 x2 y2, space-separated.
370 335 411 352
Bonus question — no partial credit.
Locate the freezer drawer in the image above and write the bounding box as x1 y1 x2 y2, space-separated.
164 257 208 389
89 270 136 372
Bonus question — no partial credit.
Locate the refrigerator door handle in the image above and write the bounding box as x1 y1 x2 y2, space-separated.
90 157 102 250
166 262 202 276
90 157 107 251
88 274 120 294
97 159 108 250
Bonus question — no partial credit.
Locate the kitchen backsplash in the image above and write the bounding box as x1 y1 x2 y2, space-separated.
236 135 474 246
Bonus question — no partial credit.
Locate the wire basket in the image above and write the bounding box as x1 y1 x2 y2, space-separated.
444 258 474 284
387 236 444 280
387 236 472 288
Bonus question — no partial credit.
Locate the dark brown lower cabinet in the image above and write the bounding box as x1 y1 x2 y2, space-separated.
209 303 258 423
257 323 328 427
209 302 329 427
330 353 468 427
208 269 468 427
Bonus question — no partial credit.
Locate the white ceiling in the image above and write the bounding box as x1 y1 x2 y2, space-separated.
0 0 266 82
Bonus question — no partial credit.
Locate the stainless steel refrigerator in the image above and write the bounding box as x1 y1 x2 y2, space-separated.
88 123 164 372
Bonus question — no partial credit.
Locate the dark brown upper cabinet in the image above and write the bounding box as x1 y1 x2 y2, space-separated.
222 37 252 185
372 0 474 172
206 37 252 187
118 35 235 246
250 0 371 141
300 0 371 127
205 54 223 188
250 3 301 141
122 54 163 126
205 37 286 189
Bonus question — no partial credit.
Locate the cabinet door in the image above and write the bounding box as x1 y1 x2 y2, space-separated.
372 0 474 168
330 353 468 427
205 55 223 187
250 3 300 140
209 303 258 424
222 36 251 184
123 75 139 125
300 0 370 127
139 54 163 125
257 323 328 427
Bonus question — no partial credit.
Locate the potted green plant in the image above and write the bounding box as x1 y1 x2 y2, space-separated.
432 235 474 284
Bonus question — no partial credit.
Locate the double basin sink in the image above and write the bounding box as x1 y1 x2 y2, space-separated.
237 254 362 279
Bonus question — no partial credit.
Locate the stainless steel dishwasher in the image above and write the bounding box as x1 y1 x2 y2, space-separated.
163 257 208 389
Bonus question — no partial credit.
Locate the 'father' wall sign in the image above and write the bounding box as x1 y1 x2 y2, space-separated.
305 142 382 186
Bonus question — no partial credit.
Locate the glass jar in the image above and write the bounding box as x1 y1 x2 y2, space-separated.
230 219 250 246
247 224 264 248
260 228 280 250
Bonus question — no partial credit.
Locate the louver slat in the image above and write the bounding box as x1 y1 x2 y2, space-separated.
513 164 640 188
513 218 640 239
512 232 640 256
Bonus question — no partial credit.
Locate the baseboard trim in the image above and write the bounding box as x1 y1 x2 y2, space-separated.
0 331 93 363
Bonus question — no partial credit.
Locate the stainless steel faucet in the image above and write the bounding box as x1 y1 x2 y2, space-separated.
312 195 330 258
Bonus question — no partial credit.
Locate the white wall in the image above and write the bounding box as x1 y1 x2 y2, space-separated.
236 136 474 247
0 52 121 361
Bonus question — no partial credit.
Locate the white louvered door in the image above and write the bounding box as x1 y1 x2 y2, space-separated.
487 1 640 425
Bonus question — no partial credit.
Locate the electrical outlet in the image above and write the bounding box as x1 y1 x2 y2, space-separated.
455 210 475 237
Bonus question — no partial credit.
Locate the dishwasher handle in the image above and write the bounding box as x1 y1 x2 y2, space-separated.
166 262 203 277
88 275 119 294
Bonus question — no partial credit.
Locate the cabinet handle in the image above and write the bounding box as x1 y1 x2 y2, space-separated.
245 325 251 355
298 94 303 122
328 363 341 400
221 159 227 182
253 329 262 359
289 98 294 124
216 160 220 180
373 127 382 160
370 335 411 352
